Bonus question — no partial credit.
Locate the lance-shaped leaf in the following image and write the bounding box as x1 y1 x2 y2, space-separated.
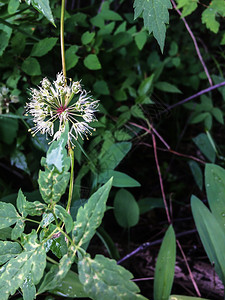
191 195 225 285
78 254 148 299
24 0 55 26
134 0 172 52
0 202 20 229
16 189 28 217
55 205 73 234
0 241 22 265
72 178 113 247
11 218 25 240
21 273 36 300
38 247 75 294
0 244 46 299
154 225 176 300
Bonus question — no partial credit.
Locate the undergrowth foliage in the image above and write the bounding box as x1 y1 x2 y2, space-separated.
0 0 225 299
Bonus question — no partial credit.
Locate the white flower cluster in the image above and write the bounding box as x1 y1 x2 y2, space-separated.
0 86 19 114
26 72 99 145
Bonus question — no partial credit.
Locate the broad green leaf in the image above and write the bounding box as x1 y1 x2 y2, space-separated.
0 117 18 144
131 105 146 120
0 241 22 264
8 0 20 14
138 74 155 96
93 80 110 95
188 161 203 190
24 201 47 216
170 296 209 300
114 189 139 228
65 45 79 71
138 197 164 214
98 171 141 188
99 142 132 171
202 0 225 33
114 130 132 141
211 107 224 124
100 2 123 21
72 178 113 247
81 31 95 45
11 150 30 175
134 0 172 52
11 219 25 240
21 273 36 300
16 189 28 217
51 269 88 298
0 227 12 240
113 32 132 48
38 248 75 294
30 37 58 57
176 0 198 17
205 164 225 231
55 205 73 233
193 133 216 163
84 54 101 70
78 254 148 300
191 195 225 284
155 81 182 93
0 244 46 299
25 0 55 26
135 31 147 50
21 57 41 76
0 24 12 56
154 225 176 300
0 202 19 229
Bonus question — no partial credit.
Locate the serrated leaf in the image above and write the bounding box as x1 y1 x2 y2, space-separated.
0 244 46 299
55 205 73 233
154 225 176 300
191 195 225 284
0 202 20 229
201 0 225 34
114 189 140 228
25 0 55 26
78 254 148 300
72 178 113 247
205 164 225 231
38 248 75 294
176 0 198 17
30 37 58 57
0 241 22 265
134 0 172 52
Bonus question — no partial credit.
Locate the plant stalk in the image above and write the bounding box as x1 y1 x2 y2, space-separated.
60 0 66 79
66 147 74 214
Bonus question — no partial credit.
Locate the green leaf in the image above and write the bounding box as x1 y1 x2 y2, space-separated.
169 296 210 300
188 161 203 190
55 205 73 233
30 37 58 57
0 117 18 144
134 31 147 50
201 0 225 33
25 0 55 26
98 171 141 188
8 0 20 14
21 57 41 76
211 107 224 124
0 241 22 264
114 130 132 141
131 105 146 120
11 150 30 175
0 24 12 57
0 227 12 240
0 244 46 299
176 0 198 17
193 133 216 163
11 219 25 240
84 54 101 70
191 195 225 284
81 31 95 45
0 202 19 229
16 189 28 217
134 0 172 52
155 81 182 93
205 164 225 231
154 225 176 300
65 45 79 71
114 189 139 228
24 201 47 216
72 178 113 247
38 248 75 294
138 74 154 96
21 273 36 300
99 142 132 171
138 197 164 214
78 254 148 300
93 80 110 95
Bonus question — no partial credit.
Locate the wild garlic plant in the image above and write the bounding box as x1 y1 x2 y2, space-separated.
0 0 148 299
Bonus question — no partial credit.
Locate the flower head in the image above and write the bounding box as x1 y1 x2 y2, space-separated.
26 72 99 146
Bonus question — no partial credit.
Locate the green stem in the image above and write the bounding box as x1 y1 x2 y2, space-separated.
66 147 74 214
25 218 40 225
46 256 59 265
60 0 66 79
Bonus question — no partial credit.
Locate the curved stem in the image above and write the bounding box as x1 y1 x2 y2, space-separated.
66 147 74 214
60 0 66 79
